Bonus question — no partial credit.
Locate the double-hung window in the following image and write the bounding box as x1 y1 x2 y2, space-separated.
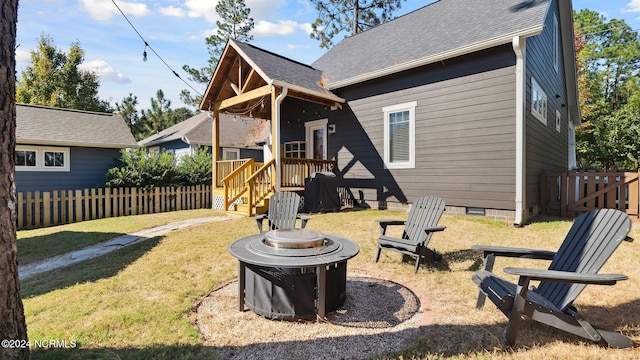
531 78 547 124
383 101 416 169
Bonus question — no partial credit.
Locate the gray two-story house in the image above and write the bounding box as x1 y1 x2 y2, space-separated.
200 0 578 225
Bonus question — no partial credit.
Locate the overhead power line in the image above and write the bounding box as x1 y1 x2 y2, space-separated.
110 0 203 97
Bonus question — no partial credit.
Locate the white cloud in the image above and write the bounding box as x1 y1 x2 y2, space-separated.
15 49 31 68
254 20 308 37
183 0 218 22
79 59 131 84
79 0 150 22
159 6 186 18
246 0 287 19
623 0 640 12
299 22 313 36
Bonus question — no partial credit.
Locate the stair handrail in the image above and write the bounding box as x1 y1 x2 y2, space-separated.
222 158 255 211
245 158 276 216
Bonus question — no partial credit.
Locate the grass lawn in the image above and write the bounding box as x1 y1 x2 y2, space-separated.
18 208 640 359
17 209 219 265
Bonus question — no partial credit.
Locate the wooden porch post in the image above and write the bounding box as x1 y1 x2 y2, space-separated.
271 89 277 189
213 110 220 188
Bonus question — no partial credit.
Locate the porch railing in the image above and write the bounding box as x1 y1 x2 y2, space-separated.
221 159 264 210
218 157 335 215
281 158 335 187
540 170 639 218
216 159 252 187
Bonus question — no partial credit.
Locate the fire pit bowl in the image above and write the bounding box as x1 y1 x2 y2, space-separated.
229 229 359 320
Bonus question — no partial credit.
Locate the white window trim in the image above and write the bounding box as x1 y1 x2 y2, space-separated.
531 78 547 125
383 101 416 169
16 145 70 172
555 109 561 133
553 14 559 73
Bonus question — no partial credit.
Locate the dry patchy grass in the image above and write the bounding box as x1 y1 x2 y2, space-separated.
19 208 640 359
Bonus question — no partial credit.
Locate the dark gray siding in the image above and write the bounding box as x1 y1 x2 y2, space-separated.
282 45 518 210
15 147 121 193
524 0 569 211
240 148 263 162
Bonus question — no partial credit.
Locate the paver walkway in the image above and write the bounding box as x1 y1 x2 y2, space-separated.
19 216 231 280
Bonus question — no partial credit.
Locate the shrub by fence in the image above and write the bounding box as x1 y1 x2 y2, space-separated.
16 185 212 230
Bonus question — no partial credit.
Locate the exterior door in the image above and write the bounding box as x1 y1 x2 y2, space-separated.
305 119 327 160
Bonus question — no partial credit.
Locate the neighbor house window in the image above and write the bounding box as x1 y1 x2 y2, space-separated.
531 78 547 124
223 148 240 160
383 101 416 169
15 149 37 168
15 146 70 172
555 110 561 133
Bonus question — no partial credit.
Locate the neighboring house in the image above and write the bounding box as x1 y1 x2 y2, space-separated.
138 111 269 161
200 0 578 225
15 104 138 193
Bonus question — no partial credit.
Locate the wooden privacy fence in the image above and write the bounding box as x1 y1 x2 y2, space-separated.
540 171 639 218
16 185 212 230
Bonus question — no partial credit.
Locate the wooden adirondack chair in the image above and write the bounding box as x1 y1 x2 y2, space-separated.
375 196 446 273
472 208 634 348
254 191 309 232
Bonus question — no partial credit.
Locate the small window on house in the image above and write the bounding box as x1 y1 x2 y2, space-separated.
15 146 70 172
555 110 561 133
15 150 37 167
531 78 547 124
223 148 240 160
44 150 65 168
553 14 559 72
383 101 417 169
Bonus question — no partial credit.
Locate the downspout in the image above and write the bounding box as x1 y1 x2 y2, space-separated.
274 86 288 191
513 36 526 226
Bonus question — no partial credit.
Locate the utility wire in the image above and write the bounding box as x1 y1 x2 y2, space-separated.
110 0 203 97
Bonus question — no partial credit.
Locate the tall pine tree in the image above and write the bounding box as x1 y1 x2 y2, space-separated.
181 0 254 107
310 0 405 49
574 9 640 170
1 0 31 358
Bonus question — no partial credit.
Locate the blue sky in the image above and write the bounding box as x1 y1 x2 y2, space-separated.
15 0 640 111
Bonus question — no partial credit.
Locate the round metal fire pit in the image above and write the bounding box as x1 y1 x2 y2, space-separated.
229 229 359 321
263 229 325 249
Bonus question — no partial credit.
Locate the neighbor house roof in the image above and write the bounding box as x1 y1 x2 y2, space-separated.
312 0 551 88
16 104 138 148
138 112 270 150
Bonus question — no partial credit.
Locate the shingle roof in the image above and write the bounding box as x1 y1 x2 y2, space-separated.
16 104 138 148
232 41 329 94
138 112 269 149
312 0 550 87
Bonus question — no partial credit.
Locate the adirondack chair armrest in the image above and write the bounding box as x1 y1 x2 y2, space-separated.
504 267 628 285
376 220 406 235
471 245 556 260
297 215 309 228
423 225 446 234
254 214 268 233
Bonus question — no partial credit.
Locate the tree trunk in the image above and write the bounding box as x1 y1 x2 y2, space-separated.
0 1 30 359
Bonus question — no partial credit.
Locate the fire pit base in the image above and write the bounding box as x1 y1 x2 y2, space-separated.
244 262 347 320
229 231 359 320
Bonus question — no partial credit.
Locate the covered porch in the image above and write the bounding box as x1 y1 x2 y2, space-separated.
200 40 344 215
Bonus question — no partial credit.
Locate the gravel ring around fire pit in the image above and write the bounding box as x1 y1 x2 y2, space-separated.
194 273 430 360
